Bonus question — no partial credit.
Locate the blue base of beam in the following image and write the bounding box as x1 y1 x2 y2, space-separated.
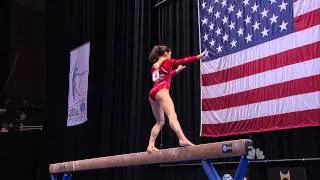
201 160 221 180
50 173 72 180
201 156 249 180
50 174 57 180
234 156 249 180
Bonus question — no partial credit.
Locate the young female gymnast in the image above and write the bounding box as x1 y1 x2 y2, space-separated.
147 45 207 152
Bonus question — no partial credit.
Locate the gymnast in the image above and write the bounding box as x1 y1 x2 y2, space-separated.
147 45 207 152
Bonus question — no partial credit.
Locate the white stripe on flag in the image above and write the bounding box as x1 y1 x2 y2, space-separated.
201 91 320 124
201 24 320 74
202 57 320 99
294 0 320 17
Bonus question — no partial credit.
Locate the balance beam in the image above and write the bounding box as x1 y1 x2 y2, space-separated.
49 139 252 174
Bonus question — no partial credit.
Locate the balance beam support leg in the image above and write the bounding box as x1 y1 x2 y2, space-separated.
62 173 72 180
50 174 57 180
234 156 249 180
50 173 72 180
201 160 221 180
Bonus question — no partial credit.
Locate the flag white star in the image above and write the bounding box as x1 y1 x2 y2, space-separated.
270 0 277 5
209 39 215 47
204 49 209 57
243 0 250 6
215 27 222 35
228 4 235 13
279 20 288 31
261 27 270 37
214 0 219 3
244 15 251 25
209 22 214 31
270 14 278 24
245 33 253 43
229 21 235 30
251 3 259 13
221 0 227 7
222 33 229 42
279 1 288 12
252 21 260 31
222 16 228 24
203 33 209 41
207 6 213 14
201 1 207 9
214 11 221 19
261 8 269 18
236 10 243 19
237 27 244 36
230 39 237 48
201 17 208 25
216 44 223 53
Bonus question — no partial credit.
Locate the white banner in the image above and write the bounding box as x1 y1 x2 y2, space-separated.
67 42 90 126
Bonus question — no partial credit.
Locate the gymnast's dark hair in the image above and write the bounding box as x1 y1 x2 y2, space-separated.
148 45 171 64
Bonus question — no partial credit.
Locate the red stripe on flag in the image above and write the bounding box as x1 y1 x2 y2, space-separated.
202 41 320 86
202 75 320 111
201 109 320 137
295 8 320 32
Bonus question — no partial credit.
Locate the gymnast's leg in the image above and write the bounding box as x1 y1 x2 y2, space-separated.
155 89 194 147
147 97 166 152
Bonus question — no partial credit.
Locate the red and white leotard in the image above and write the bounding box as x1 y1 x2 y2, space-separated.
149 56 199 100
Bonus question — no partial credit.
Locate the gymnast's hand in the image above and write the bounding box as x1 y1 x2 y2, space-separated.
197 49 208 59
176 65 186 73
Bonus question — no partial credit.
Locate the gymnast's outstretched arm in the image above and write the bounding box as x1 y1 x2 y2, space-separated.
171 50 207 66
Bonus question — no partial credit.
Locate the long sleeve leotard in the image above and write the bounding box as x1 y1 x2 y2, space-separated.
149 56 199 100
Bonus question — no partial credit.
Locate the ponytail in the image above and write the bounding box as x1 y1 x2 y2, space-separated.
148 45 171 64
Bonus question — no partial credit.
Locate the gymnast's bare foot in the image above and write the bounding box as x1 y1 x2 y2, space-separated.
179 139 195 147
147 145 160 152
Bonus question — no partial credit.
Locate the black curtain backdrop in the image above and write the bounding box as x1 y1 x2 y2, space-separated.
0 0 10 101
5 1 46 106
44 0 320 180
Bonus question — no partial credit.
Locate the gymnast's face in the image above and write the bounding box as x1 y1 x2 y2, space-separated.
163 51 172 59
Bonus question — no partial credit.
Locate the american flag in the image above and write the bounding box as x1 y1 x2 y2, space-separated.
198 0 320 137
